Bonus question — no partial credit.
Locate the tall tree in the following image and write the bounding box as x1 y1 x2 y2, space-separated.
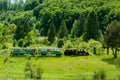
13 14 33 40
0 0 8 12
47 22 56 43
39 0 43 3
0 24 12 48
24 29 39 47
58 20 68 38
104 20 120 58
17 0 24 10
40 12 51 36
71 13 85 38
24 0 39 10
83 11 100 41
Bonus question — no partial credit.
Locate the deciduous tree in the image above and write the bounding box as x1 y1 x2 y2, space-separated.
104 20 120 58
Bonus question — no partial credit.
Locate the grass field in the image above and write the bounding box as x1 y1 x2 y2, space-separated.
0 54 120 80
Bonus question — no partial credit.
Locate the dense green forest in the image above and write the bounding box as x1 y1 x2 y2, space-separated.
0 0 120 49
1 0 120 79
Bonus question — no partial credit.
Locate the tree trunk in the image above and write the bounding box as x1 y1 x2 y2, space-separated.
113 48 117 58
93 47 96 55
107 47 109 55
112 48 115 55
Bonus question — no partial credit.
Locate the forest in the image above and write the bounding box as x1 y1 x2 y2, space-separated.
0 0 120 56
0 0 120 57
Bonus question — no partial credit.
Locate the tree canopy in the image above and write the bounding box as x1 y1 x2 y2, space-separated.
104 20 120 58
0 0 120 47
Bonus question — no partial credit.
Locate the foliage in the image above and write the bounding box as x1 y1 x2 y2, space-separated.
93 69 106 80
0 24 13 49
24 61 43 79
47 22 56 43
13 13 35 40
8 24 17 35
104 20 120 58
18 39 24 47
57 39 64 48
24 0 39 10
71 13 86 38
13 39 17 47
83 11 101 41
58 20 68 38
87 39 103 55
1 0 120 47
38 37 50 45
23 29 40 47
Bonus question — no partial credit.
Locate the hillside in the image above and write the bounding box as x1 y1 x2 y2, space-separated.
0 0 120 45
1 0 120 80
0 54 120 80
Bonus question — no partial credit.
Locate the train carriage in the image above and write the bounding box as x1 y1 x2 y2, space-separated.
38 48 61 56
11 47 36 55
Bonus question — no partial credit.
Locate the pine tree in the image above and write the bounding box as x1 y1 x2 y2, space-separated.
71 13 85 38
58 20 68 38
83 11 100 41
47 22 56 43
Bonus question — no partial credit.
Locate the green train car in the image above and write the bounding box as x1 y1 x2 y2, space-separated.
38 48 61 56
11 47 61 56
11 47 36 55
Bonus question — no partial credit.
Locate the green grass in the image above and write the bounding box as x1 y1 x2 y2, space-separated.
0 54 120 80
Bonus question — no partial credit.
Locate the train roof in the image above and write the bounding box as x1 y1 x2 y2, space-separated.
11 47 61 50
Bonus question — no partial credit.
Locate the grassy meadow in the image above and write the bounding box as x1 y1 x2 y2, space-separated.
0 52 120 80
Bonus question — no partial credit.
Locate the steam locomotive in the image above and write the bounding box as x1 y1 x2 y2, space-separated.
64 48 89 56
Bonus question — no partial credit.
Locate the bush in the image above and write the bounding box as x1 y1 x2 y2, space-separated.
18 39 24 47
2 45 8 49
23 41 31 47
93 47 96 54
57 39 64 48
24 61 43 79
24 61 33 78
39 37 50 45
13 39 17 47
35 67 43 79
87 39 104 55
93 69 106 80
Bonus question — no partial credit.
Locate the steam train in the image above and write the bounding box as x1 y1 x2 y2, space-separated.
64 48 89 56
11 47 89 56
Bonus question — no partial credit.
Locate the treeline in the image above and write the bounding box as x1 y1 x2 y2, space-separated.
0 0 120 47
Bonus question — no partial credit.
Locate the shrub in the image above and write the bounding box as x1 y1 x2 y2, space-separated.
2 45 8 49
18 39 24 47
24 61 33 78
35 67 43 79
13 39 17 47
39 37 50 45
93 69 106 80
87 39 104 55
93 47 96 54
57 39 64 48
24 61 43 79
